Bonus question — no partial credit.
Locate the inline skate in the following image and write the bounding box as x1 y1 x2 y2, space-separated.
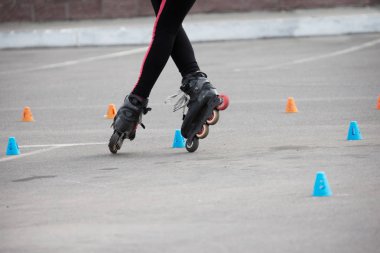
108 94 151 154
179 71 229 152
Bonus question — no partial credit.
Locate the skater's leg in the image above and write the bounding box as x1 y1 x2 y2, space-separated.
172 29 200 77
150 0 200 77
132 0 196 99
109 0 196 153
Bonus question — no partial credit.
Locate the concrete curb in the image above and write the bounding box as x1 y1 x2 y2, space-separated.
186 14 380 41
1 8 380 49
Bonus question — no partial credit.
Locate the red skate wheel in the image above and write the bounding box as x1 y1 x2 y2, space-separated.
196 124 209 139
217 94 229 111
206 110 219 125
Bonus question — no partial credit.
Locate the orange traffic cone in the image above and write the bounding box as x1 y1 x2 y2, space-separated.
377 95 380 110
286 97 298 113
104 104 116 119
22 106 34 122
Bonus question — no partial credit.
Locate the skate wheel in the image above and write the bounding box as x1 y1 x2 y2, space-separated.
186 138 199 153
217 94 229 111
206 110 219 125
108 133 120 154
196 124 209 139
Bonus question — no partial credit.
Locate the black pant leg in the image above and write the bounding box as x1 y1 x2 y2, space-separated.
132 0 197 98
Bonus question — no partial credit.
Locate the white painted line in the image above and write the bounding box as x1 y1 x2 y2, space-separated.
0 146 61 163
19 142 107 148
1 142 107 162
3 36 379 76
233 96 374 105
0 101 163 112
0 96 374 113
0 46 147 75
256 37 380 70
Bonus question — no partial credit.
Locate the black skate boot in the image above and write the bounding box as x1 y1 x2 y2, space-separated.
108 94 151 154
179 71 229 152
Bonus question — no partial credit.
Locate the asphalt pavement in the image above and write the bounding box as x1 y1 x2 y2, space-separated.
0 33 380 252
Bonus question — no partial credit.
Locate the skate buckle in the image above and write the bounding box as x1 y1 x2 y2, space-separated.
143 107 152 115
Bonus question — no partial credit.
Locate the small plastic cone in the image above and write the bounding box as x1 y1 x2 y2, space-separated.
6 137 20 156
22 106 34 122
312 171 332 197
377 95 380 110
172 129 185 148
286 97 298 113
347 121 362 141
104 104 116 119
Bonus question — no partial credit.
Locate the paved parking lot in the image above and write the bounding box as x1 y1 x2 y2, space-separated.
0 34 380 252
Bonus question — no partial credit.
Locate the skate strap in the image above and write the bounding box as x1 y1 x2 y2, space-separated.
143 107 152 115
165 90 190 115
140 107 151 129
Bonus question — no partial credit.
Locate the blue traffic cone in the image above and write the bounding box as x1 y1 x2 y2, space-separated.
347 121 362 141
6 137 20 156
172 129 185 148
312 171 332 197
